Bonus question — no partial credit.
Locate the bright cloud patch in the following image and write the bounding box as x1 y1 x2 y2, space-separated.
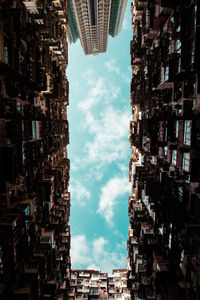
75 69 130 172
98 177 131 226
85 106 130 168
71 235 126 274
78 69 120 112
78 76 106 111
105 59 120 74
69 179 91 206
68 13 132 271
71 235 91 265
105 59 130 83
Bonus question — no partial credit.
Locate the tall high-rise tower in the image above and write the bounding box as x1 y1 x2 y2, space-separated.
67 0 127 55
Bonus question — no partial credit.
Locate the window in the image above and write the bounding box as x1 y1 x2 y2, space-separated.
175 121 179 138
180 250 184 268
22 145 25 165
17 103 21 112
178 186 183 201
172 150 177 165
191 44 195 64
25 205 30 216
90 288 99 295
185 175 191 184
164 127 168 142
183 121 191 146
4 46 9 63
176 40 181 54
169 233 172 249
163 146 167 158
165 66 169 81
25 220 29 228
40 237 51 244
159 171 162 183
193 82 196 94
32 121 36 140
9 187 15 196
177 57 181 73
182 152 190 172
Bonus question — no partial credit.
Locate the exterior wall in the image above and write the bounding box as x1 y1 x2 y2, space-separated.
116 0 128 36
68 0 127 55
0 1 71 299
109 0 128 37
68 269 131 300
67 0 80 43
71 0 111 55
127 1 200 299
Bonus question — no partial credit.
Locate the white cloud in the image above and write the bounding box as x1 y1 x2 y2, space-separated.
92 237 107 256
70 105 130 179
116 162 128 175
71 235 126 274
85 106 130 167
69 179 91 206
78 68 121 112
78 76 106 111
71 235 91 265
105 59 120 75
70 69 131 181
122 15 129 31
97 177 131 226
105 60 130 83
70 156 83 171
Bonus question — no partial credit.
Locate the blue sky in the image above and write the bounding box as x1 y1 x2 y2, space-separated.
67 0 132 274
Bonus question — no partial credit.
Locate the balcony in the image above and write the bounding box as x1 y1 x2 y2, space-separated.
79 272 90 278
0 214 20 233
68 287 75 296
152 1 173 31
77 286 84 293
52 0 62 8
132 3 143 24
40 229 55 249
70 279 76 286
131 56 142 68
81 287 90 293
12 287 31 300
23 0 39 14
142 34 153 48
157 67 174 90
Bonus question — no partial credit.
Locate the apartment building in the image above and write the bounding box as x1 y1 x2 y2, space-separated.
68 269 130 300
2 0 200 299
127 0 200 299
67 0 128 55
0 1 71 299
